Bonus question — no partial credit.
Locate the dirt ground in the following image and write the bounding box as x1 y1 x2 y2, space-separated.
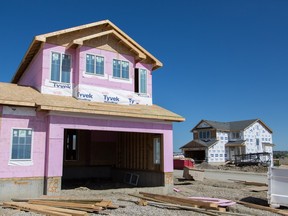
0 168 287 216
196 162 269 173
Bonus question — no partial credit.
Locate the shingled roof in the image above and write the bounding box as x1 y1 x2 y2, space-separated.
180 139 218 149
192 119 272 133
0 83 184 122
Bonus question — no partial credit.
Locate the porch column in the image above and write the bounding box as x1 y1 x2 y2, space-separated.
163 129 173 191
44 117 64 195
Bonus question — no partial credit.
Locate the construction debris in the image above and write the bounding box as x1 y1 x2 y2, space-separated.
123 192 249 216
228 179 267 186
2 197 122 215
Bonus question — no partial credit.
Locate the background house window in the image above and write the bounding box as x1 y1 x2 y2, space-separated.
113 59 129 79
86 54 104 75
11 129 32 160
199 131 211 139
51 52 71 83
231 132 240 139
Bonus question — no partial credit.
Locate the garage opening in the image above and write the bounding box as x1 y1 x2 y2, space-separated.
62 129 164 190
184 150 206 163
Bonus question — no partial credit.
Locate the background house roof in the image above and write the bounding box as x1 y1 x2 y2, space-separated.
11 20 163 83
192 119 272 133
180 139 218 149
0 83 184 122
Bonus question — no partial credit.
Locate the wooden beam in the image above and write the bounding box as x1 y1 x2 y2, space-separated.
237 201 288 216
73 30 146 59
139 192 221 210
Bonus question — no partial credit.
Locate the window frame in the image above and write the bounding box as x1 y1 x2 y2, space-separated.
139 68 147 94
113 59 129 80
231 132 240 139
50 51 72 83
153 137 161 165
85 53 105 76
199 130 211 139
10 128 33 161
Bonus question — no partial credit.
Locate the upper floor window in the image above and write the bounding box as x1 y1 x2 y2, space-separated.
139 69 147 94
231 132 240 139
113 59 129 79
86 54 104 75
51 52 71 83
199 130 211 139
11 129 32 160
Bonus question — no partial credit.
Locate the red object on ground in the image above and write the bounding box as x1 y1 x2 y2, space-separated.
173 159 194 170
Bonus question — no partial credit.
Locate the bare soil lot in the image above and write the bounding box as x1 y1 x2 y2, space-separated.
1 169 287 216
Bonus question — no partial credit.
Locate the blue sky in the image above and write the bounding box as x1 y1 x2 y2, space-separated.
0 0 287 151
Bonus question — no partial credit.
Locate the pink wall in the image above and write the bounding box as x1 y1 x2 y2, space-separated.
0 110 47 178
18 48 43 91
39 44 153 96
45 114 173 177
42 44 76 86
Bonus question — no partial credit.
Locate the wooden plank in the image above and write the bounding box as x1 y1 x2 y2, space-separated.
246 186 268 192
28 200 102 211
237 201 288 216
11 195 103 204
3 202 73 216
140 192 219 210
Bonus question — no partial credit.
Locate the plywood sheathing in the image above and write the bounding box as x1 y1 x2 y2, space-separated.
0 83 184 122
12 20 162 83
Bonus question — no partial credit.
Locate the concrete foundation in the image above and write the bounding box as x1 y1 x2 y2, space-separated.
44 176 61 196
0 177 44 201
112 169 173 189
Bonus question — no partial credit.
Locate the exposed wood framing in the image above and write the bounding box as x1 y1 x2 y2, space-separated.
116 132 162 172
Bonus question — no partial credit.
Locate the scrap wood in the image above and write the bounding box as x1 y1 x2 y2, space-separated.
139 192 223 211
228 179 267 186
188 197 236 207
246 186 268 192
237 201 288 216
119 198 247 216
3 202 87 216
12 197 103 204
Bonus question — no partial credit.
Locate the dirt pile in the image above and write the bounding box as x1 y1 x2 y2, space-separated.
196 162 268 173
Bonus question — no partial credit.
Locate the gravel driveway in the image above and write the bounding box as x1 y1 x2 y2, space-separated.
0 169 283 216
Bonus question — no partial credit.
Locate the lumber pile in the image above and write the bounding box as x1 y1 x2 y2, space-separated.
125 192 245 216
2 197 122 215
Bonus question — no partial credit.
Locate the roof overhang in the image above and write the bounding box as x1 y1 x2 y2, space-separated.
11 20 163 83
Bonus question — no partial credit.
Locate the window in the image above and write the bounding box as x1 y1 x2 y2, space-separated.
139 69 147 94
153 137 161 164
256 138 260 145
65 129 78 161
11 129 32 160
113 59 129 79
51 52 71 83
86 54 104 75
231 132 240 139
199 131 211 139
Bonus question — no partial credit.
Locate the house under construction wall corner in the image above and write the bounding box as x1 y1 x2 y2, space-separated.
0 20 185 200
